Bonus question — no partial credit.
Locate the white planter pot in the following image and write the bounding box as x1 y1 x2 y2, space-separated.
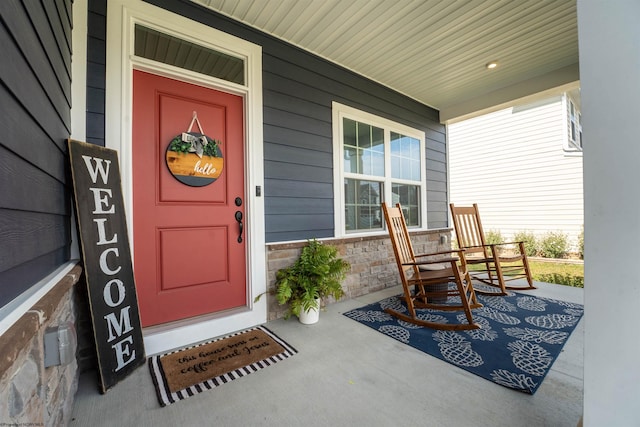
298 299 320 324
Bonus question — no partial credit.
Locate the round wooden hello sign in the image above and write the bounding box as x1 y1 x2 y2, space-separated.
165 132 224 187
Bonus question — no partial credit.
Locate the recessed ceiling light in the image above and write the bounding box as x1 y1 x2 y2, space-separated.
486 61 498 69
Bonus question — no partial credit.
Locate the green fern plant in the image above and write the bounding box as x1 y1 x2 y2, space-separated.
262 239 350 320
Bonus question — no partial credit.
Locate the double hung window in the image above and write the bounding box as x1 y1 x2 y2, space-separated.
333 103 426 235
568 99 582 149
564 95 583 153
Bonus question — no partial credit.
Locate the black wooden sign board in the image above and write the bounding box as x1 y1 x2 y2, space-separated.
68 139 145 393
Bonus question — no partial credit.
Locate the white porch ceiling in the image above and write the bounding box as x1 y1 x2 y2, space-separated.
191 0 579 123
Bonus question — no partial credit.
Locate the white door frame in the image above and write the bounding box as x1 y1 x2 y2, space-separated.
106 0 266 355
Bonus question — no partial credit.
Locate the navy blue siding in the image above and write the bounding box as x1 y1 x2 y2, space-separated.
86 0 106 147
0 0 72 308
138 1 447 241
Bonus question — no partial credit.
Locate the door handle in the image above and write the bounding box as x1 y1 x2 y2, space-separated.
235 211 243 243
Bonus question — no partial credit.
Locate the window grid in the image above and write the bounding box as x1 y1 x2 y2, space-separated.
344 179 383 231
343 119 385 176
568 98 583 150
341 115 424 232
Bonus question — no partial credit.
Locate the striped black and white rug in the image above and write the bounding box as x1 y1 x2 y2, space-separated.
148 325 297 406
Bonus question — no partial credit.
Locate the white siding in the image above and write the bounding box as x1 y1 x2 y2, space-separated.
448 95 584 252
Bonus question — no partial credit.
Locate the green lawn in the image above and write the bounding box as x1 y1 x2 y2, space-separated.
469 259 584 288
528 260 584 288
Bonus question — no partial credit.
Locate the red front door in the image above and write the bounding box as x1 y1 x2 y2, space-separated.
132 70 246 327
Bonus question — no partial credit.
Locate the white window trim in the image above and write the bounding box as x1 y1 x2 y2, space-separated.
563 94 583 154
332 102 428 237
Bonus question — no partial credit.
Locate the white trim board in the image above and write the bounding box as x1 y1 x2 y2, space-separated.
332 101 428 237
106 0 266 355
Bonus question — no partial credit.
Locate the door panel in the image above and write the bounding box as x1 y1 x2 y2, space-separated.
132 70 246 327
158 227 229 290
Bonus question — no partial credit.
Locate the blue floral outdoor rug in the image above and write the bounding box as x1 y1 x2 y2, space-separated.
343 291 583 394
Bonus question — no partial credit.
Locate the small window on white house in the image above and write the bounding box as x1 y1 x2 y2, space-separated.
567 99 583 151
333 103 426 235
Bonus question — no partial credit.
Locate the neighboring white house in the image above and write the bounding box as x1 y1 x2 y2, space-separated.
448 88 583 253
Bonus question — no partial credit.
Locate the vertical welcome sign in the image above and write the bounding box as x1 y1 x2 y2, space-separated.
68 140 145 393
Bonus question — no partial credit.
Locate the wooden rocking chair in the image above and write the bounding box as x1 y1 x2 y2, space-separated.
382 202 481 330
449 203 536 295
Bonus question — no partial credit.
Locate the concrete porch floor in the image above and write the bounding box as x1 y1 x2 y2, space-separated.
70 281 583 427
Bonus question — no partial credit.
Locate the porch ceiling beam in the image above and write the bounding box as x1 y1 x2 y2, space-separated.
440 63 580 124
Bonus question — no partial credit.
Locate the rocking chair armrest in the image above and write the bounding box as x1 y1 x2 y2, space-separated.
463 242 520 251
401 256 459 267
459 244 488 250
414 249 465 258
490 241 524 246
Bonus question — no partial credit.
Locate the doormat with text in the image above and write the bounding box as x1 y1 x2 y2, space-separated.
148 326 297 406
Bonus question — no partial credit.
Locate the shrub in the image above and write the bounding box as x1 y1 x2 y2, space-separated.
536 272 584 288
513 231 538 257
578 227 584 259
539 232 569 258
484 229 504 245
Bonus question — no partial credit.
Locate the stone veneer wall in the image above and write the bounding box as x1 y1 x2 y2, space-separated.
0 264 82 426
265 229 452 320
